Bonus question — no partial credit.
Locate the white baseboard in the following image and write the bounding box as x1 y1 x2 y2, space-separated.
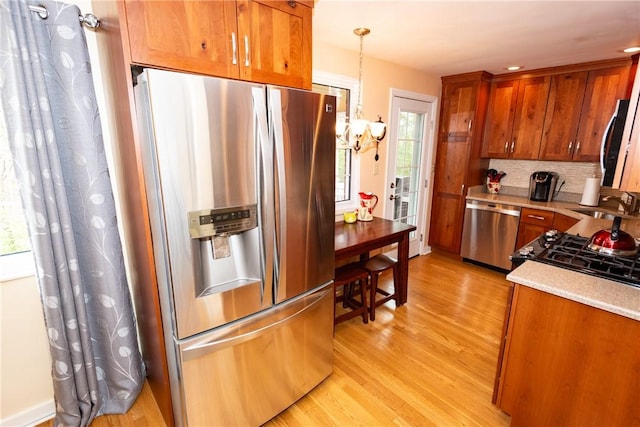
1 399 55 427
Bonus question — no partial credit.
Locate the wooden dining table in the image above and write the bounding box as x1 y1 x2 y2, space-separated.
334 217 416 305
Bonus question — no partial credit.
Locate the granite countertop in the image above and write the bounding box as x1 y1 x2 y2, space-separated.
466 187 640 321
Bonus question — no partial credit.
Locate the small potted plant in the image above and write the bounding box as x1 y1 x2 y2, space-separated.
486 169 506 194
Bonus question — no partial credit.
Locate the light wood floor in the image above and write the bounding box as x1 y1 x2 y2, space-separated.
39 252 512 426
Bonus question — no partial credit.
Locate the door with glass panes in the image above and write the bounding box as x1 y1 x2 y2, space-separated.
384 94 434 257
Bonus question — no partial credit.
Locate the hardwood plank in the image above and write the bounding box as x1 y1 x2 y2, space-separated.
266 252 511 426
37 381 166 427
37 252 511 426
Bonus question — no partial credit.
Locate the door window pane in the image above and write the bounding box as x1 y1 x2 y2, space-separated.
394 111 425 230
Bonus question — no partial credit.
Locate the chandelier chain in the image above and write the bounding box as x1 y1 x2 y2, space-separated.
357 32 364 119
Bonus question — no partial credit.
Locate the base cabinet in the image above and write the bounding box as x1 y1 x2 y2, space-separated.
495 285 640 426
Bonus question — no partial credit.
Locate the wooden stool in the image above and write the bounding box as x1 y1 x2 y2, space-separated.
333 262 369 325
364 254 399 321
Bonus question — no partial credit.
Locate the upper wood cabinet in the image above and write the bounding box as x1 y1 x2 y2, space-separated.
123 0 312 89
616 58 640 191
482 77 550 159
539 65 630 161
429 72 492 253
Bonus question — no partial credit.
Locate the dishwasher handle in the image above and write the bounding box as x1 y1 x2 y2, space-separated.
465 201 521 217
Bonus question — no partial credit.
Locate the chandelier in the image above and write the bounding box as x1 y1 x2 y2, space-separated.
336 27 387 160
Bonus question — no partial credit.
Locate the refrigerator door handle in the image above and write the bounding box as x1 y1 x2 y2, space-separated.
253 87 274 305
600 112 616 176
269 88 287 297
181 285 332 359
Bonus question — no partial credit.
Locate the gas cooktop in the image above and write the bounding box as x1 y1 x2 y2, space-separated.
532 233 640 289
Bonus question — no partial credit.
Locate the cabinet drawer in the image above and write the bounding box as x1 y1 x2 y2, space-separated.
520 208 554 226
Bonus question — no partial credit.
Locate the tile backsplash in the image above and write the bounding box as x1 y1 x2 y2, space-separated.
488 159 601 195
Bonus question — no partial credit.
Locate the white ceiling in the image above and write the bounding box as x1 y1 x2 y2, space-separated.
312 1 640 77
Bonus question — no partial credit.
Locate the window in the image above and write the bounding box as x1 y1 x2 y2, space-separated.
0 102 34 280
312 71 361 214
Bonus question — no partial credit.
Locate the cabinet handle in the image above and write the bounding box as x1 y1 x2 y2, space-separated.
244 35 250 67
231 32 237 65
510 140 515 153
527 214 546 221
575 141 580 154
461 184 465 194
568 141 573 154
504 141 509 153
467 119 473 132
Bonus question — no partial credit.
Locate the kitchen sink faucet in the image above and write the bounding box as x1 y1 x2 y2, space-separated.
601 192 637 215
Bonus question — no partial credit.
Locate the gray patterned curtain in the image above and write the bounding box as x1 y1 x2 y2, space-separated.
0 1 145 425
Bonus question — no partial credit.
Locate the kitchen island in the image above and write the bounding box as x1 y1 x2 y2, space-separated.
488 195 640 425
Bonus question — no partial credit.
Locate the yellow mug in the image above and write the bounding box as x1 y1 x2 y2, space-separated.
343 211 357 223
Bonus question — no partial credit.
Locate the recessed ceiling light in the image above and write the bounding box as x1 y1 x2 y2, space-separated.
505 65 523 71
623 46 640 53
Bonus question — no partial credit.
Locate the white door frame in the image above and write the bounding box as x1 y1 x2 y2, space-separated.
384 88 438 256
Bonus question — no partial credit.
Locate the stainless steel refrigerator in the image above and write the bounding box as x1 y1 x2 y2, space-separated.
133 68 336 426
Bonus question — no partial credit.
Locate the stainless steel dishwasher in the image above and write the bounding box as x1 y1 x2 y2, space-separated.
460 199 521 271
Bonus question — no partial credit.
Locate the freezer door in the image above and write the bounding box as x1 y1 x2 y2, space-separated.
269 87 337 303
176 284 334 427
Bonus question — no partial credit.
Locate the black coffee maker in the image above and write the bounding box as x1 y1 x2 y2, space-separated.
529 171 559 201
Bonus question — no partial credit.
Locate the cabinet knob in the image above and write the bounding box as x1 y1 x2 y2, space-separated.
288 0 297 7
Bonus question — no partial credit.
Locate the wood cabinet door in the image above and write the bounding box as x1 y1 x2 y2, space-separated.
429 135 470 253
539 71 588 160
237 0 312 89
482 80 518 158
515 222 547 250
498 285 640 425
433 136 470 195
573 65 630 162
124 0 240 78
552 213 579 232
510 76 550 159
428 192 465 253
619 76 640 191
439 81 478 139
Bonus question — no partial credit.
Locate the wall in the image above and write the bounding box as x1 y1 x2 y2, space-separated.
0 276 54 425
313 41 441 205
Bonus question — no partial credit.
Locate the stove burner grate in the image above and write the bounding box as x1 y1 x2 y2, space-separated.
534 234 640 288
